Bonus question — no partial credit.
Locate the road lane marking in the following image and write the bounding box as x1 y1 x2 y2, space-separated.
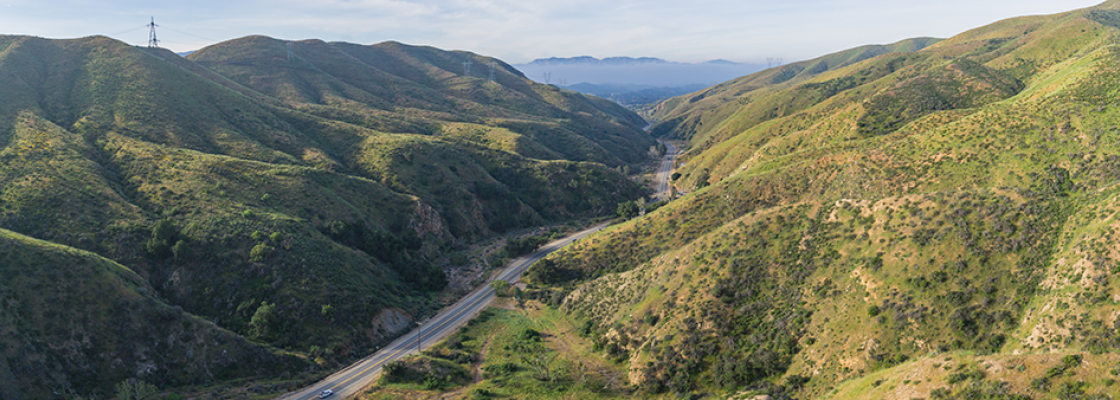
324 287 496 395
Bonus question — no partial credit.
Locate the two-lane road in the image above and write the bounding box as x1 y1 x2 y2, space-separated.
276 222 608 400
654 140 677 202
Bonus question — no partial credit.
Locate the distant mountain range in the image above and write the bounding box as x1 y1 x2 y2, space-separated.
525 56 669 66
514 56 766 108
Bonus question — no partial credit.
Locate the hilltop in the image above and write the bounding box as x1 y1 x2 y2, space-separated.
502 1 1120 399
0 34 654 397
524 56 672 66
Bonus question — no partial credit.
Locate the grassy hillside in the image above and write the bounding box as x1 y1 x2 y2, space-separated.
0 33 652 396
521 1 1120 399
646 37 940 154
0 228 311 399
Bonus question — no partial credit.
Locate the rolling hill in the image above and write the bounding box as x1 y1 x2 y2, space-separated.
518 1 1120 399
0 34 654 397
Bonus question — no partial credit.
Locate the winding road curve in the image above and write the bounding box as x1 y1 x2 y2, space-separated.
278 145 677 399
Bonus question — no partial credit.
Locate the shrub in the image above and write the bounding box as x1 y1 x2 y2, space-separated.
489 280 512 297
250 243 274 262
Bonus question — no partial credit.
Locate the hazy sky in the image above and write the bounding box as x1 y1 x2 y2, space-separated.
0 0 1105 63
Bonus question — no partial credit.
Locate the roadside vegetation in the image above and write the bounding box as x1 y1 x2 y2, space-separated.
360 304 630 400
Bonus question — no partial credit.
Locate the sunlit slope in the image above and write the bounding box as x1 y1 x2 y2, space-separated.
532 2 1120 399
647 37 940 148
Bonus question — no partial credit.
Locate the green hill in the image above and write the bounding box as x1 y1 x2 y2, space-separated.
523 1 1120 399
0 34 652 396
186 36 652 167
0 228 309 399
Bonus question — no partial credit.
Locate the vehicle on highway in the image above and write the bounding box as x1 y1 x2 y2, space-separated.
319 389 333 398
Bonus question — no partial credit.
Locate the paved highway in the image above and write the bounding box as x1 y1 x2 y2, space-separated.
654 140 677 202
276 222 609 400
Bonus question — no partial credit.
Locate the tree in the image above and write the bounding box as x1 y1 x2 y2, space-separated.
115 378 158 400
635 198 648 215
250 243 274 262
617 201 639 220
250 301 276 339
489 279 512 297
145 219 178 259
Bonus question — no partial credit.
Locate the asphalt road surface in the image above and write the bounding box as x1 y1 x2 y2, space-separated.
276 222 609 400
654 140 677 202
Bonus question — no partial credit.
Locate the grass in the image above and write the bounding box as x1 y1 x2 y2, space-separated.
360 303 632 400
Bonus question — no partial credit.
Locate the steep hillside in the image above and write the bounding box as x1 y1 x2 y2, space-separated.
527 2 1120 399
186 37 652 167
0 228 309 399
0 34 652 396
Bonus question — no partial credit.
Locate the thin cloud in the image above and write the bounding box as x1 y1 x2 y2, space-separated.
0 0 1105 63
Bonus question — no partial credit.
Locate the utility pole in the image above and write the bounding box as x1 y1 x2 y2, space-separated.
463 59 473 77
488 61 497 82
286 42 294 61
146 17 159 48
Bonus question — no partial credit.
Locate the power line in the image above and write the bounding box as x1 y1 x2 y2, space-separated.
106 25 147 37
158 25 217 42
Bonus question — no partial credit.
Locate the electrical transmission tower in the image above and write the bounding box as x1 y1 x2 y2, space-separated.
463 59 473 77
146 17 159 48
488 61 497 82
287 42 294 61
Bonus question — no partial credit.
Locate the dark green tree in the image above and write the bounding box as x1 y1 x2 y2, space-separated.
249 301 276 339
144 219 178 259
617 201 639 219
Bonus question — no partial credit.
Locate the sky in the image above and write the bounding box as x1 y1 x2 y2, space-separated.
0 0 1106 64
